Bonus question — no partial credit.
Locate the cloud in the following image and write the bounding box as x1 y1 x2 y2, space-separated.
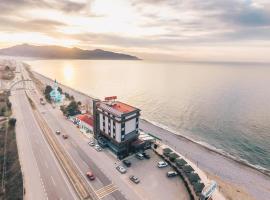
0 0 89 14
0 17 66 33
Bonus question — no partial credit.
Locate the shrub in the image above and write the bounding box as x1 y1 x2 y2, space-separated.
8 118 17 127
163 148 173 156
168 152 179 162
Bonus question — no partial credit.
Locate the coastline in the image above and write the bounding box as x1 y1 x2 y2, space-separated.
31 67 270 200
141 118 270 177
32 68 270 177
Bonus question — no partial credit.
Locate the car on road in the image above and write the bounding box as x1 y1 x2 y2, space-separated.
123 159 131 167
142 152 150 159
129 175 140 184
88 141 95 146
135 153 144 160
157 161 168 168
167 171 178 177
86 171 95 181
116 165 127 174
94 144 102 151
62 134 68 139
55 130 61 135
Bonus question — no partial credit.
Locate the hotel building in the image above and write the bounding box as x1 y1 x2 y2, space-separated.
93 97 140 158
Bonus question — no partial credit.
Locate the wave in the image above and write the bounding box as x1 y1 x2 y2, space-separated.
141 117 270 176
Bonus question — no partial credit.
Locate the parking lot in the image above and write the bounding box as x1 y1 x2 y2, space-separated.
113 149 190 200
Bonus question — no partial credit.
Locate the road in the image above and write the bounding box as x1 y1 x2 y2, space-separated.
9 62 77 200
11 90 77 200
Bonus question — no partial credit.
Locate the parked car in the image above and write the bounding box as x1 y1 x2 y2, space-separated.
62 134 68 139
157 161 168 168
55 130 61 135
167 171 178 177
88 141 95 146
94 144 102 151
86 171 95 180
129 175 140 184
122 159 131 167
135 153 144 160
116 165 127 174
142 152 150 159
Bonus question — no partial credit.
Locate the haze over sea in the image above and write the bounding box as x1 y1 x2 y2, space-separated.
28 59 270 171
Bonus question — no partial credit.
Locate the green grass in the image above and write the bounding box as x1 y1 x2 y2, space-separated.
0 93 23 199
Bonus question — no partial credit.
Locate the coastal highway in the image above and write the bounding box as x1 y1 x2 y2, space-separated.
10 70 77 199
11 90 78 200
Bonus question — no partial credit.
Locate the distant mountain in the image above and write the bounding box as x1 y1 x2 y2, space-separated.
0 44 140 60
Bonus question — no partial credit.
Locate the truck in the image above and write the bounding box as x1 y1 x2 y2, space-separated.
40 97 46 105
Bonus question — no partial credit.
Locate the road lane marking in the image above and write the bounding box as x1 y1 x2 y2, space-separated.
95 184 118 199
95 183 114 193
51 176 56 186
44 161 48 169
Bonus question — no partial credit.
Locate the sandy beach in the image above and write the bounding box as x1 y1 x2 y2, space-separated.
32 69 270 200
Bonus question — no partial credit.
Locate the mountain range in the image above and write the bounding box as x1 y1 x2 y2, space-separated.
0 44 140 60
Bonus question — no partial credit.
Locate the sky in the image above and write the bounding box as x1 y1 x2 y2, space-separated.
0 0 270 62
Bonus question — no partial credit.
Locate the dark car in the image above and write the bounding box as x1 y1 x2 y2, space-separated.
167 171 178 177
129 175 140 184
142 152 150 159
62 134 68 139
55 130 61 135
123 159 131 167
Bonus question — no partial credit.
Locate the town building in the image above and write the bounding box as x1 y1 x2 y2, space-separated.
93 96 141 158
74 114 93 135
50 80 63 103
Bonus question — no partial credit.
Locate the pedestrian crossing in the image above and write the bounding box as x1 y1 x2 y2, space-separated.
95 183 118 199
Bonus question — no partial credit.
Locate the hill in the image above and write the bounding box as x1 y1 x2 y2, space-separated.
0 44 140 60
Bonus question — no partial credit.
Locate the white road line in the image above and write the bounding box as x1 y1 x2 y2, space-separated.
51 176 56 186
44 161 48 169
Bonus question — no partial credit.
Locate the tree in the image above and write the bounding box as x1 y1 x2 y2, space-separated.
44 85 53 102
70 95 75 101
63 101 81 116
7 100 12 109
58 87 63 94
9 118 17 127
64 92 70 99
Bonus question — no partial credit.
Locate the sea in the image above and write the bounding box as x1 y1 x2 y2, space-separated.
26 59 270 172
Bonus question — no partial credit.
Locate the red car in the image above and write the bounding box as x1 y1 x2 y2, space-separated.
62 134 68 139
86 171 95 181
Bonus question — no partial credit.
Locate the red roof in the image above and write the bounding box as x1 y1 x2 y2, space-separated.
76 114 93 127
111 102 136 113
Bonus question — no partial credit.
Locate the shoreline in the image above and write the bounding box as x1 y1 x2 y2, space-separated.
32 68 270 177
30 67 270 200
141 118 270 177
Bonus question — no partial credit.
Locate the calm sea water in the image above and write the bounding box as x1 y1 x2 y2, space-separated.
27 59 270 170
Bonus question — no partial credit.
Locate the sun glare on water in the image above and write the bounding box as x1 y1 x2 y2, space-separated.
63 63 74 81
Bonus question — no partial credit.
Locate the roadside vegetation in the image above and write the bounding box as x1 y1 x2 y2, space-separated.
0 92 23 200
60 100 81 117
